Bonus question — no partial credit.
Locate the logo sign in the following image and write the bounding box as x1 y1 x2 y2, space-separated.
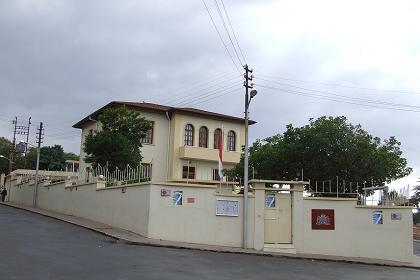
265 194 276 208
391 213 402 220
372 210 383 224
172 191 183 206
312 209 335 230
160 189 171 197
187 197 195 203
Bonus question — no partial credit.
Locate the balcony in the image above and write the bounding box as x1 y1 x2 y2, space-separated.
178 146 241 164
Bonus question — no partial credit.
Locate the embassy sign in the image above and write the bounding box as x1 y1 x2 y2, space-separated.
312 209 335 230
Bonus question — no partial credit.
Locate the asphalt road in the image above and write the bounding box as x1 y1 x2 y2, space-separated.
0 205 418 280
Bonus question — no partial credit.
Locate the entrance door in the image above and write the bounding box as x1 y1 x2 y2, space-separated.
264 192 292 243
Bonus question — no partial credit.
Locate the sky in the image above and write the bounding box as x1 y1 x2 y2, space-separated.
0 0 419 191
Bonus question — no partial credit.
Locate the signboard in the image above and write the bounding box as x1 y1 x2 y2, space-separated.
391 213 402 220
312 209 335 230
172 191 183 206
265 194 275 208
161 189 171 197
216 199 239 217
187 197 195 203
372 210 383 224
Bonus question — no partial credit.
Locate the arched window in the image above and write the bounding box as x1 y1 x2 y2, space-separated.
199 126 208 148
184 124 194 146
214 128 222 149
227 130 236 151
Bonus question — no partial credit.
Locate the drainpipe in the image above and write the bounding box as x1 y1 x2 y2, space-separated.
165 112 171 181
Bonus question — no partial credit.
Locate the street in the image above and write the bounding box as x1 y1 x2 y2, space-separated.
0 205 418 280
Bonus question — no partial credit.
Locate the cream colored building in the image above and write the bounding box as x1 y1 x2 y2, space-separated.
73 101 255 183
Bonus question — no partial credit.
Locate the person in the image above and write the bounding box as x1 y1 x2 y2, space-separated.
0 186 7 202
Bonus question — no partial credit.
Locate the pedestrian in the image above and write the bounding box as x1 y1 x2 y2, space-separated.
0 186 7 202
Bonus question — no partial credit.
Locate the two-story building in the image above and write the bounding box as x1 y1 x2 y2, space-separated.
72 101 256 183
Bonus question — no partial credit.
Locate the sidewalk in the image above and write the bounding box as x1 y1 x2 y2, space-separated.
2 202 420 269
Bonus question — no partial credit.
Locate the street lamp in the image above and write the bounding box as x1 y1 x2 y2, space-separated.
0 155 12 162
243 64 257 249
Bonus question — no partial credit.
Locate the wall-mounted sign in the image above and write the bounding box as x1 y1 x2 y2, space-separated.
216 199 239 217
187 197 195 203
312 209 335 230
161 189 171 197
265 194 275 208
172 191 183 206
372 210 383 224
391 213 402 220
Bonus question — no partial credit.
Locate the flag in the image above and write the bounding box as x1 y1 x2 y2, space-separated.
218 126 223 181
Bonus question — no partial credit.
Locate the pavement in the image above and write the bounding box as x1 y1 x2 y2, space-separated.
1 202 420 270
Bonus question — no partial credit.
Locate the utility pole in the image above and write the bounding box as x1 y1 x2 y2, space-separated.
24 117 32 162
9 117 17 173
33 122 44 208
243 64 257 249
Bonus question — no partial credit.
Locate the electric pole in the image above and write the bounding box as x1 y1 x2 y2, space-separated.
9 117 17 173
242 64 257 249
33 122 44 208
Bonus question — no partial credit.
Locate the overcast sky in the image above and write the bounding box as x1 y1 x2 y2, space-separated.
1 0 419 189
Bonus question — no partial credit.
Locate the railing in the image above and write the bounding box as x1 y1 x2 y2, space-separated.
83 164 152 187
306 178 411 206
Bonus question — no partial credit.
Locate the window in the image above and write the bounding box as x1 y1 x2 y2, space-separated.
227 130 236 151
212 168 221 181
184 124 194 146
140 163 152 180
199 126 208 148
140 122 154 144
182 165 195 179
214 128 222 149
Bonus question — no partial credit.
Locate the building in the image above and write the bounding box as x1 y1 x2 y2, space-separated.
72 101 255 183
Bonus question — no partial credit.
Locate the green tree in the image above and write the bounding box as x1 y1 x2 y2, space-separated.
410 184 420 208
83 107 151 170
231 116 411 189
0 137 12 174
64 152 79 161
24 145 67 171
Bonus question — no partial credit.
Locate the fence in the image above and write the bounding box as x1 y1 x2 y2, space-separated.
81 164 152 187
306 177 411 206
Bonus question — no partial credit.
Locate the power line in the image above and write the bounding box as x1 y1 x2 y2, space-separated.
173 83 240 107
256 84 420 113
188 87 240 107
220 0 246 63
165 76 241 106
213 0 243 66
257 73 420 95
201 0 241 73
257 77 420 109
150 70 238 104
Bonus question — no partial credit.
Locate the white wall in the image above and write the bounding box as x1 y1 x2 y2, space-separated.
147 183 255 247
10 181 151 236
300 198 414 262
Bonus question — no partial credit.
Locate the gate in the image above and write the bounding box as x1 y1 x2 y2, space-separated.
264 192 292 244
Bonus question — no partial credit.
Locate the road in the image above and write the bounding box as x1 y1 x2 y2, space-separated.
0 205 418 280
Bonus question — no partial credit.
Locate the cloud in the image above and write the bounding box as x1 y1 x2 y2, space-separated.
0 0 419 187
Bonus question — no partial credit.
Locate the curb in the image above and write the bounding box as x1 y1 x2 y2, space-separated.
2 202 420 270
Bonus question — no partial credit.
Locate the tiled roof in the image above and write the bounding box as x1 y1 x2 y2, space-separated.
72 101 256 128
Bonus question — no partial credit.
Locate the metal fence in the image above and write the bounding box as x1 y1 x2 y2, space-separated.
306 177 411 206
82 164 152 187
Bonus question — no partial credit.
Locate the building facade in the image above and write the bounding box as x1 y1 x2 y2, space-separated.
73 101 255 183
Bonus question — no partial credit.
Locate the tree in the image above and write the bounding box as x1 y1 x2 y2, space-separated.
24 145 68 171
410 184 420 208
83 107 151 170
0 137 12 174
231 116 412 189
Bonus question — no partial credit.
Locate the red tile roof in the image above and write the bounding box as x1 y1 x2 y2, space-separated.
72 101 256 128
